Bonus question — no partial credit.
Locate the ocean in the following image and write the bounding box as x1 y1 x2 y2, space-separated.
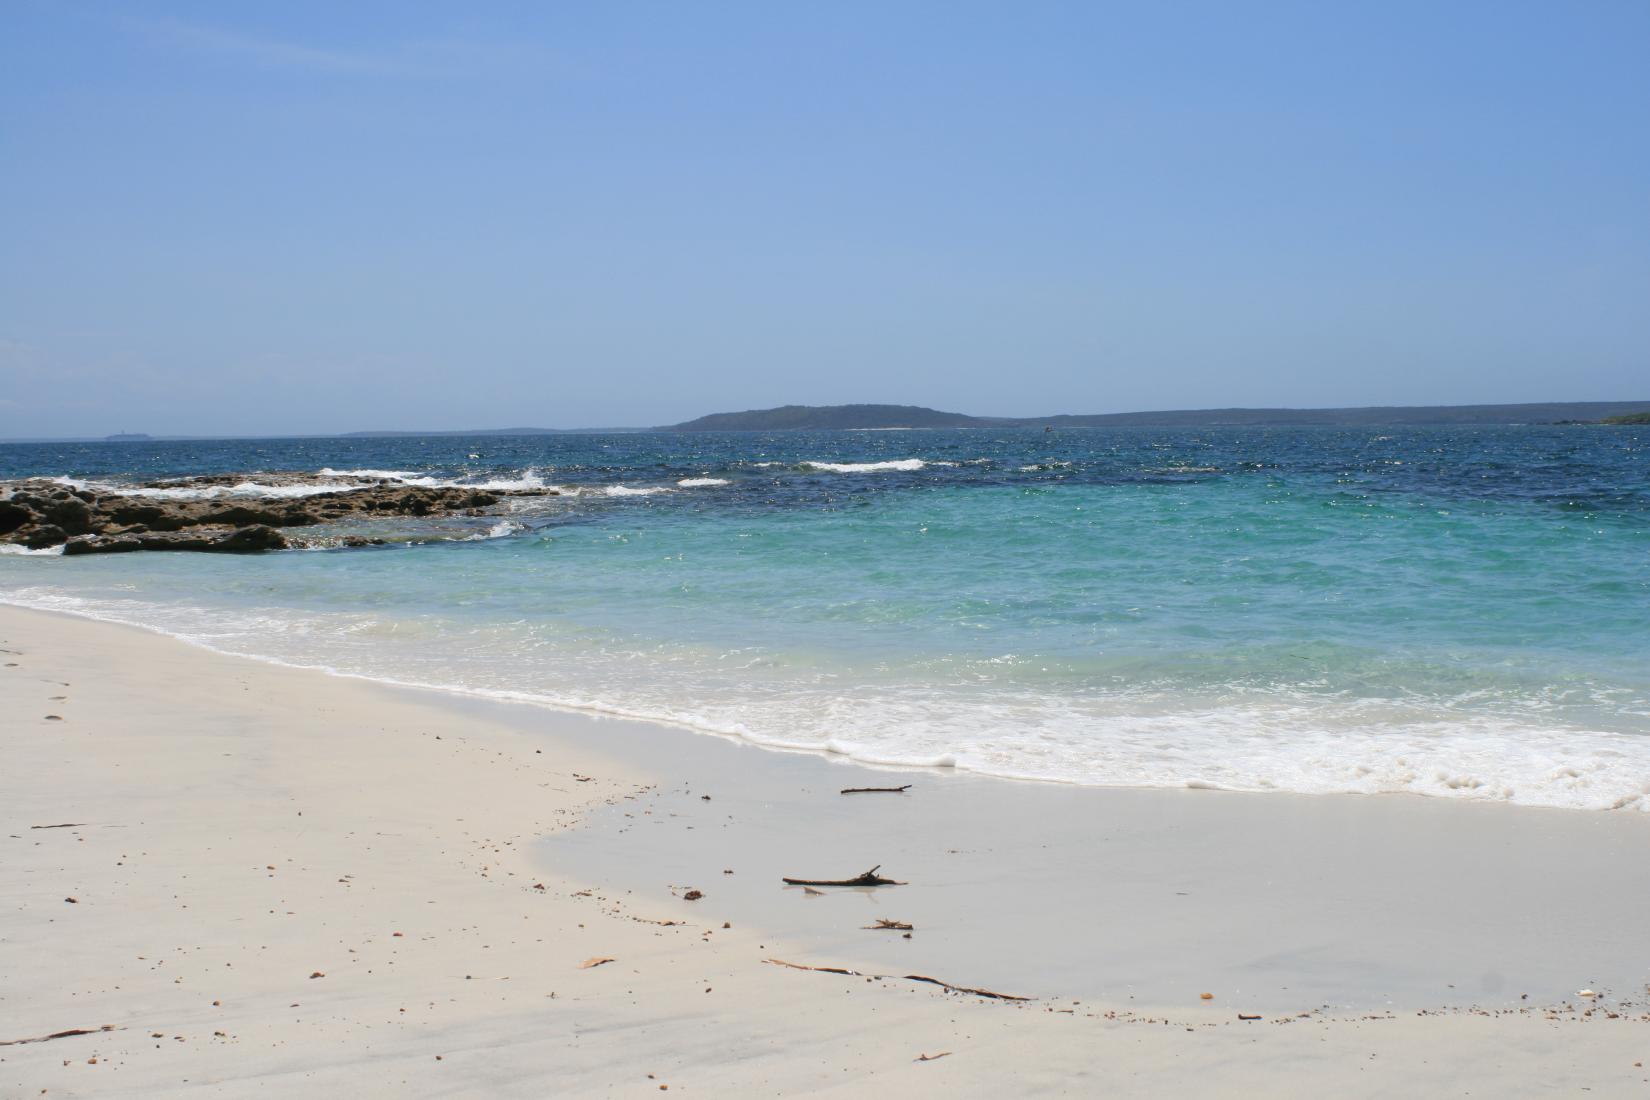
3 426 1647 810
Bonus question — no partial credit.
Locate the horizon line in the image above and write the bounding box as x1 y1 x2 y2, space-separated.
5 396 1650 444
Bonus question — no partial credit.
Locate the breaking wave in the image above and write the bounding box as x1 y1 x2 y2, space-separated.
802 459 927 473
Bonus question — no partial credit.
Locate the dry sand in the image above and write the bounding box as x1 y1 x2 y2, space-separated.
2 604 1647 1097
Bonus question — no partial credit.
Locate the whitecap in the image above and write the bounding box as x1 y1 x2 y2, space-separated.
321 467 551 492
466 471 551 491
677 477 730 487
604 485 673 497
318 468 424 481
465 520 525 541
110 481 377 501
802 459 927 473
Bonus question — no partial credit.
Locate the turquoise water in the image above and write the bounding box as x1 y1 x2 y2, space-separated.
3 427 1648 809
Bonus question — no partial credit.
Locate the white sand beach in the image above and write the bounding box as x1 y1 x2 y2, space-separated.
3 604 1647 1097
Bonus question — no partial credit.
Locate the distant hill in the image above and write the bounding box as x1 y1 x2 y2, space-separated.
660 401 1650 431
664 404 990 432
10 401 1650 446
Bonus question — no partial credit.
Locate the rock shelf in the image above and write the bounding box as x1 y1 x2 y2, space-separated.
0 475 559 554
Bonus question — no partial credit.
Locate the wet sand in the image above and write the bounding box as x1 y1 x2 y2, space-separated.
540 717 1650 1014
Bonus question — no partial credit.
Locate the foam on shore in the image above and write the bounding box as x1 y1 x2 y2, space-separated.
1 586 1645 812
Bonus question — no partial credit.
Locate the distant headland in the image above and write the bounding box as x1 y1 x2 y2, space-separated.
7 401 1650 444
660 401 1650 432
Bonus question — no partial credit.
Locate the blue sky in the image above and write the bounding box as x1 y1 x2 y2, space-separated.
2 1 1647 435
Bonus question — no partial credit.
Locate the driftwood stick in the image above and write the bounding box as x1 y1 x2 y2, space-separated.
782 864 905 887
0 1025 119 1047
840 785 911 794
863 918 914 931
902 974 1032 1001
764 959 1030 1002
767 958 860 977
29 823 88 830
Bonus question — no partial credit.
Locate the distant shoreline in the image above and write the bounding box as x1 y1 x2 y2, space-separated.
6 397 1650 443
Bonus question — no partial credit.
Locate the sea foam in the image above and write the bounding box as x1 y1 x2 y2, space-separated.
5 585 1647 813
604 485 673 497
802 459 927 473
100 480 376 501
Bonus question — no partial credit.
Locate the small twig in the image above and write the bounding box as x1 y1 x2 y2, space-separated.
765 959 1030 1002
916 1051 953 1062
840 785 912 794
902 974 1031 1001
782 864 905 887
0 1025 119 1047
29 823 88 829
863 918 914 931
768 959 858 977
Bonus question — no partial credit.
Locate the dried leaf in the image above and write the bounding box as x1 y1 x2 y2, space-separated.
579 956 616 969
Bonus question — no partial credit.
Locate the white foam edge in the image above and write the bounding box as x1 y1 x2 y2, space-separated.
3 592 1643 811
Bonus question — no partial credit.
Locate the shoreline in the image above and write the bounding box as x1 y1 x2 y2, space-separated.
4 594 1645 813
3 603 1648 1096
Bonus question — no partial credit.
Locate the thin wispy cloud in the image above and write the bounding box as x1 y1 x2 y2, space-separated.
126 16 548 79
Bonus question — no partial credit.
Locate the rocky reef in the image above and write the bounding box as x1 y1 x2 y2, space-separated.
0 475 558 555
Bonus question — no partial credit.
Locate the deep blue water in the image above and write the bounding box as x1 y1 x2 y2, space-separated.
3 426 1647 809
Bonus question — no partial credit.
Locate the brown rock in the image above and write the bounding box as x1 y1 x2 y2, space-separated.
3 472 555 555
23 524 68 549
0 500 30 534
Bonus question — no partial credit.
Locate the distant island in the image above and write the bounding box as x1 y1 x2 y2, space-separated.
661 401 1650 432
7 401 1650 445
665 404 984 432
